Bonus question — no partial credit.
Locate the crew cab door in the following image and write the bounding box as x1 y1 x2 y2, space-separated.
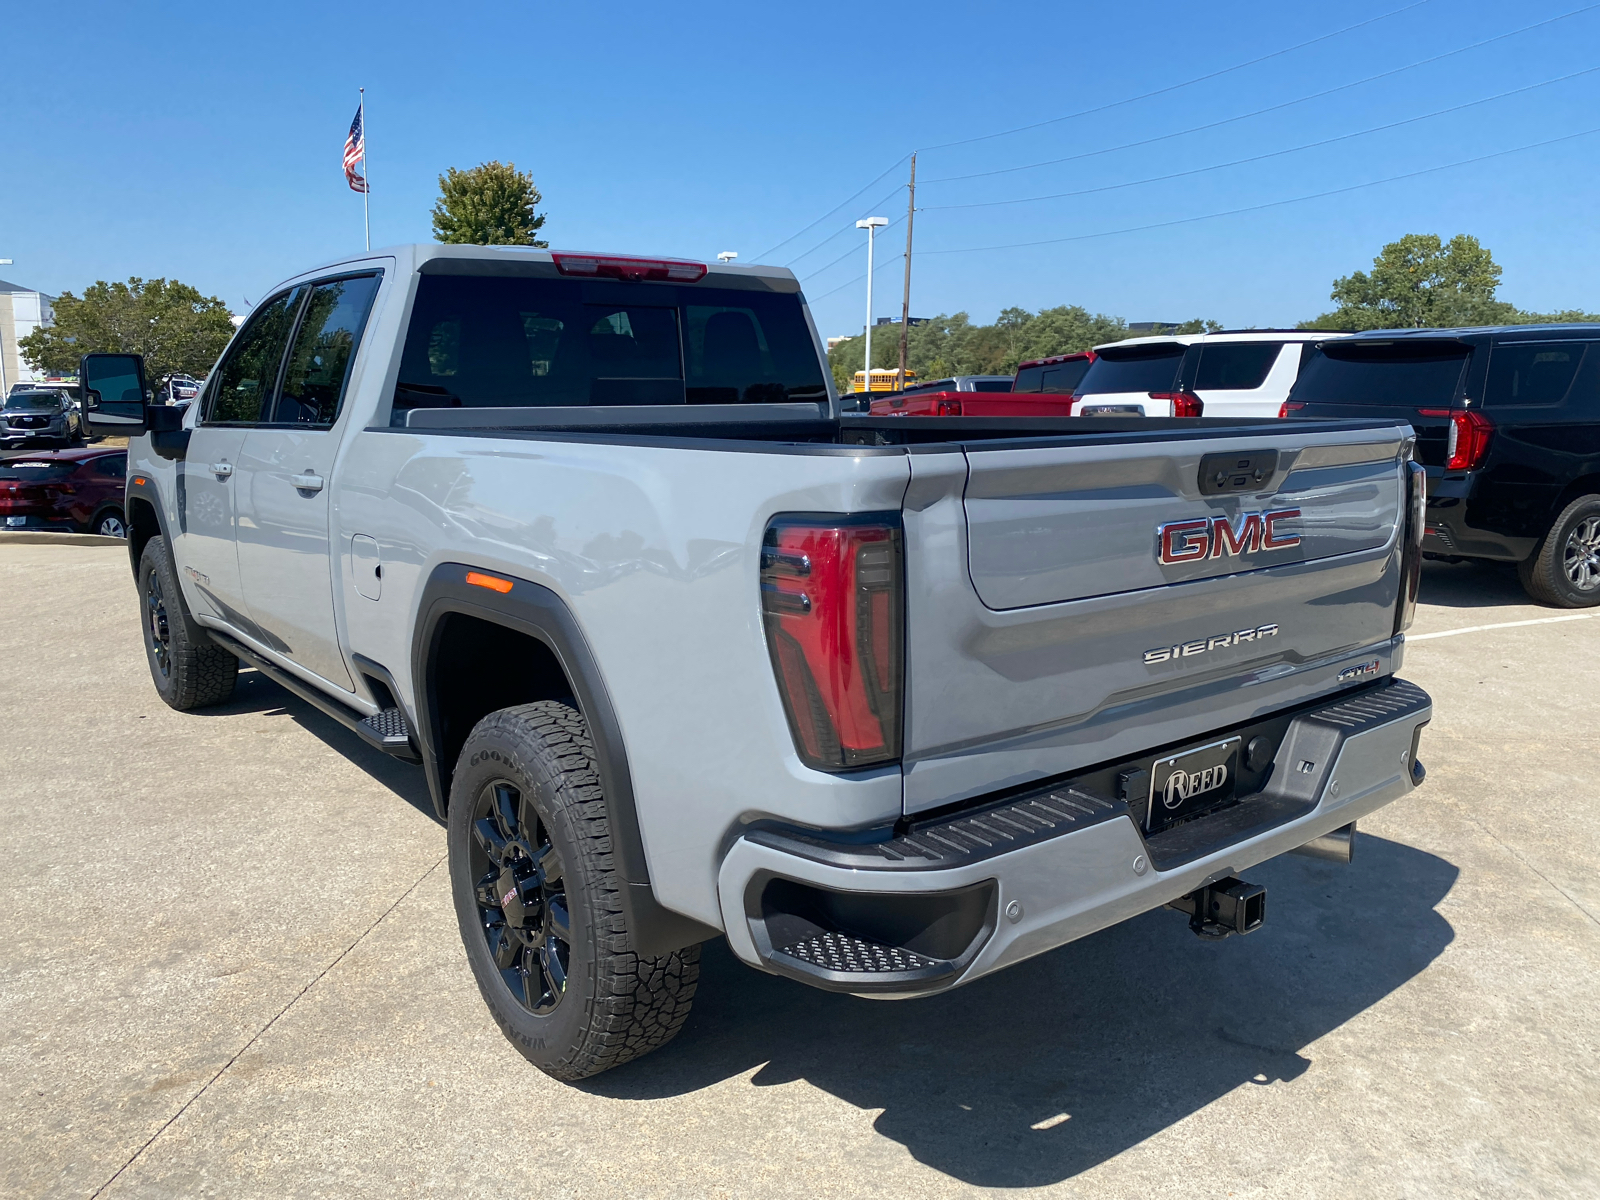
181 286 303 631
234 273 382 692
901 425 1411 813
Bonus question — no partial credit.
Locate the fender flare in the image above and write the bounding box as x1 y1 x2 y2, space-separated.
124 473 172 579
412 562 717 955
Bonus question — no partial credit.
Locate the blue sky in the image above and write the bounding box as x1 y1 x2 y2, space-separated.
4 0 1598 339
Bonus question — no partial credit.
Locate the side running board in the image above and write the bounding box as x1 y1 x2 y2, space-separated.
207 631 423 764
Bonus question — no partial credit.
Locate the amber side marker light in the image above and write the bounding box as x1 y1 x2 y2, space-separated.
465 571 513 594
132 476 148 486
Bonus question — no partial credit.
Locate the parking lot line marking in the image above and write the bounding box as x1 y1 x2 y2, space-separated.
1409 613 1594 642
88 853 446 1199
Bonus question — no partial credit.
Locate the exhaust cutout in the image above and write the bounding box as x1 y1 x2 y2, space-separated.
1290 822 1356 864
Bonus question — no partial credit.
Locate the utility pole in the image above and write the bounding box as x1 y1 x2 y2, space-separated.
856 216 888 395
897 154 916 390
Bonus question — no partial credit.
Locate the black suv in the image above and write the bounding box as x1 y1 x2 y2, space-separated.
1285 326 1600 607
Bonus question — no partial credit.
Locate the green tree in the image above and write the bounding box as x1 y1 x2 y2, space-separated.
431 160 548 246
1301 233 1519 330
19 277 236 385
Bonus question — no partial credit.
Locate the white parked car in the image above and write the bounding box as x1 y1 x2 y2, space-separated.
1072 331 1348 419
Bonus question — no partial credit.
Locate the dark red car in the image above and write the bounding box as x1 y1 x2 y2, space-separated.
0 447 128 537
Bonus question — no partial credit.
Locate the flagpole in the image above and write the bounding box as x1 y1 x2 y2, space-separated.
360 88 370 252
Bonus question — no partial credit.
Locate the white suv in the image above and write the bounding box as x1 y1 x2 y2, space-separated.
1072 330 1347 419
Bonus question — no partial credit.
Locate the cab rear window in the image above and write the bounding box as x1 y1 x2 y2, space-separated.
1292 342 1471 408
394 274 828 414
1015 359 1092 394
1075 345 1183 396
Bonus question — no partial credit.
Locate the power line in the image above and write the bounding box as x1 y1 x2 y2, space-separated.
750 155 910 262
917 0 1438 152
922 64 1600 212
807 254 905 305
923 2 1600 185
799 214 906 282
916 126 1600 256
783 185 906 267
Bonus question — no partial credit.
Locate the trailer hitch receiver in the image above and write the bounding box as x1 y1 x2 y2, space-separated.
1168 876 1266 939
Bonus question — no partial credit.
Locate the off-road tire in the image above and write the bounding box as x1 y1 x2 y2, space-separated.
448 701 699 1081
139 536 238 709
1517 494 1600 608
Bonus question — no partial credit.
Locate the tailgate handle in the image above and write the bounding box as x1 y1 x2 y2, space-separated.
1198 449 1278 495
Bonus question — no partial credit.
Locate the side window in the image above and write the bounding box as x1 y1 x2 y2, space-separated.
1485 342 1586 408
94 454 127 479
1194 343 1283 391
204 288 303 424
269 274 382 426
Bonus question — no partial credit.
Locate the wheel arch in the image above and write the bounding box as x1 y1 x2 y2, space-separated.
125 477 169 579
1548 475 1600 529
412 562 716 954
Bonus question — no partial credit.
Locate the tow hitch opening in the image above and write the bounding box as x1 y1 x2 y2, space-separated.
1169 877 1266 939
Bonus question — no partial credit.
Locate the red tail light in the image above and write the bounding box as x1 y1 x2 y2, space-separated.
1279 401 1306 418
934 397 962 416
551 252 707 283
1150 391 1204 417
760 516 903 771
1417 408 1493 470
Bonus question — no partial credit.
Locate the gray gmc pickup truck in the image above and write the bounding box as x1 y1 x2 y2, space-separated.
82 244 1432 1081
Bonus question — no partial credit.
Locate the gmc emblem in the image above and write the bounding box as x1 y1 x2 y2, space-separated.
1157 508 1302 565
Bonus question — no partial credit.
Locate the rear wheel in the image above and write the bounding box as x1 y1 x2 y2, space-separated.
1518 494 1600 608
139 536 238 709
93 508 126 538
448 701 699 1080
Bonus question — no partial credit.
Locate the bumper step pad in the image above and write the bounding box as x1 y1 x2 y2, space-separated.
750 784 1124 872
776 930 941 974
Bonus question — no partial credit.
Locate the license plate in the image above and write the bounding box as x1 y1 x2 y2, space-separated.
1147 736 1241 832
1079 404 1143 416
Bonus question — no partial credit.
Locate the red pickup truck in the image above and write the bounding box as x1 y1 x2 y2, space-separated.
867 353 1094 417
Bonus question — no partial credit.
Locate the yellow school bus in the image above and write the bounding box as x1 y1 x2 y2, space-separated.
852 368 917 393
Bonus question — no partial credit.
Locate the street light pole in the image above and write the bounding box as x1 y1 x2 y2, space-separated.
856 217 888 394
0 258 13 397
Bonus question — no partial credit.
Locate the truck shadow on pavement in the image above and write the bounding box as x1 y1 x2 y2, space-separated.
194 667 441 822
592 835 1458 1188
1418 558 1529 609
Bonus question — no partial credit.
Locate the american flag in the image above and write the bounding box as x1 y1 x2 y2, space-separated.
344 103 368 193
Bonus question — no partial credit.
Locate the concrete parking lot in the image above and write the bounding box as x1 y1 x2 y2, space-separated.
2 541 1597 1199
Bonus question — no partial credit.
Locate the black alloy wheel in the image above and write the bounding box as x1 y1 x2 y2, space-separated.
146 563 173 681
137 535 238 709
447 701 700 1080
469 779 571 1015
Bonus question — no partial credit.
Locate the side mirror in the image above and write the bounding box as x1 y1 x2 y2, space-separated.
79 353 150 436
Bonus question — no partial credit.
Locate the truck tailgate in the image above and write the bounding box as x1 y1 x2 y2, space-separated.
901 424 1411 814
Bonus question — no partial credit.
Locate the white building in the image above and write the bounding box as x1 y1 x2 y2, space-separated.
0 278 55 393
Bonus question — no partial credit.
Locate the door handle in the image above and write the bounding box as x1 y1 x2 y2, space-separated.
291 472 325 492
210 462 233 478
